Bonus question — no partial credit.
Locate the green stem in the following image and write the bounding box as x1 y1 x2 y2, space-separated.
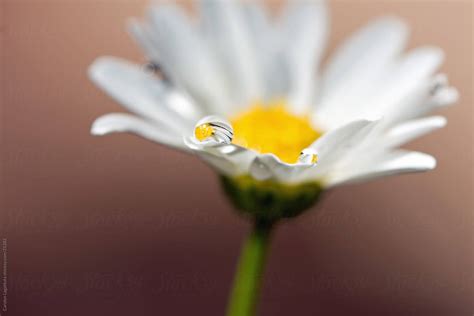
226 220 275 316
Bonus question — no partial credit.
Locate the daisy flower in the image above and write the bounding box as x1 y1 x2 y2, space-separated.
88 1 458 314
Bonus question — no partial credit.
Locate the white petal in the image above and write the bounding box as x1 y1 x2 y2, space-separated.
199 0 262 108
249 153 316 184
190 150 237 176
91 113 185 150
429 86 459 109
321 17 408 96
184 137 257 176
185 139 317 183
316 17 408 129
326 150 436 187
241 2 285 100
316 114 448 181
280 0 329 114
385 116 447 148
301 119 379 181
383 74 458 127
309 119 376 162
89 56 200 133
127 19 161 64
360 47 445 118
144 4 231 114
245 120 378 184
241 2 270 46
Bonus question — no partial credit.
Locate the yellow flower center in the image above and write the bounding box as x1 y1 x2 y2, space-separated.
230 101 321 163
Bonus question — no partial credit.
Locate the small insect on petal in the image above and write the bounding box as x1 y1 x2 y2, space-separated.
143 61 161 74
142 61 169 82
194 116 233 145
298 148 319 165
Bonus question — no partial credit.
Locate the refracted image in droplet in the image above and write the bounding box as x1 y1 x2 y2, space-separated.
194 116 233 145
298 148 319 165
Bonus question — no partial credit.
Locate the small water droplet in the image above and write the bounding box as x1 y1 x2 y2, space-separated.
299 148 319 165
194 116 233 145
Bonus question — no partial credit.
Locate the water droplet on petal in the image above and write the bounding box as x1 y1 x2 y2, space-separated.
249 158 272 181
298 148 319 165
194 116 233 145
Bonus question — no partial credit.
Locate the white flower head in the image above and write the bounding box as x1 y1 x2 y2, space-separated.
89 0 458 190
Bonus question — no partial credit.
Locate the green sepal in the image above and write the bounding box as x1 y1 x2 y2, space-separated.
220 175 324 222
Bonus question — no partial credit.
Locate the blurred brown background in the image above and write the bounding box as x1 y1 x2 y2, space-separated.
1 0 473 315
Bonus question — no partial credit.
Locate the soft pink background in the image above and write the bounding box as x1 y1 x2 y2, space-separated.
2 1 473 315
